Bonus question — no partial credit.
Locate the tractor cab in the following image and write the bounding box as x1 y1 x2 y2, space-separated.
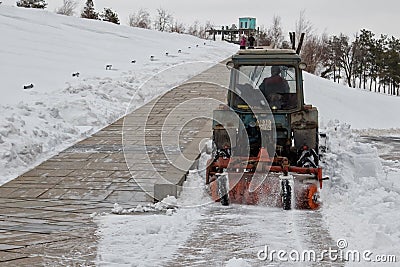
220 48 318 163
228 49 305 113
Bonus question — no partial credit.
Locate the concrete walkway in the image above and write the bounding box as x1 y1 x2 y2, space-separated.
0 62 230 266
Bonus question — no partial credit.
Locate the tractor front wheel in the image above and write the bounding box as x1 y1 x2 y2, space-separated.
217 173 230 206
281 179 292 210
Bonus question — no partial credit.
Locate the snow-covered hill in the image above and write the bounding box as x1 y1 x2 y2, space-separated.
304 72 400 129
0 6 237 184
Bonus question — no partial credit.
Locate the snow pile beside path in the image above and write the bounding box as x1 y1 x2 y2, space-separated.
110 197 178 215
321 122 400 256
0 6 238 185
96 169 210 266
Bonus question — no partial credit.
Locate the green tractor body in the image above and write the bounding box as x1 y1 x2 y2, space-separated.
206 48 324 210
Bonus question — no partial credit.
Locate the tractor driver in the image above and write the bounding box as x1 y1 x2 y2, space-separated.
260 66 290 95
259 66 290 109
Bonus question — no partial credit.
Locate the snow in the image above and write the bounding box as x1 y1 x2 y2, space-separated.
96 169 209 266
1 4 400 266
304 72 400 129
96 209 201 266
225 257 252 267
320 122 400 257
302 74 400 261
0 5 237 185
97 138 400 266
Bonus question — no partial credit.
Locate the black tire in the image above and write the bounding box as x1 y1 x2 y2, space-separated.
281 179 292 210
217 174 230 206
220 194 230 206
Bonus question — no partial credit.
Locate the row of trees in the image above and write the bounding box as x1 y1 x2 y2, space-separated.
105 5 212 38
324 31 400 95
16 0 120 24
256 12 399 96
80 0 119 24
16 0 47 8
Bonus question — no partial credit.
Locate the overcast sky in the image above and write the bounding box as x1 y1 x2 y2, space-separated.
4 0 399 38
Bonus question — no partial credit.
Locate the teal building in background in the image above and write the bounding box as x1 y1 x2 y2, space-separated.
239 17 256 30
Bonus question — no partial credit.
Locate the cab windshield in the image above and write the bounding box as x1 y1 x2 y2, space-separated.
231 65 298 111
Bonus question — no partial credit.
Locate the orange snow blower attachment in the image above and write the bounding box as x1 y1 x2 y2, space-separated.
206 147 323 210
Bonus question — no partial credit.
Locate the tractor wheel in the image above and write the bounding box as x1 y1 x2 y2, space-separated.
217 173 230 206
281 179 292 210
220 194 230 206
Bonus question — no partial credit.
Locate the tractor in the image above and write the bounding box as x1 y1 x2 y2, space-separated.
206 38 326 210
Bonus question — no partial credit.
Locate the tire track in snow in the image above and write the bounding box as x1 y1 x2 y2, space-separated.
166 204 343 266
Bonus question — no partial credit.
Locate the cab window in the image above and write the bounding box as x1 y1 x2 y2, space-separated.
233 65 298 111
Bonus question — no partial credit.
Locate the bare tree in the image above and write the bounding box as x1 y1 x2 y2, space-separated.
294 11 330 74
267 15 284 48
186 20 213 39
187 20 200 36
301 33 330 74
170 20 186 34
154 8 172 32
295 10 313 43
55 0 77 16
257 25 272 46
128 9 151 29
201 21 213 39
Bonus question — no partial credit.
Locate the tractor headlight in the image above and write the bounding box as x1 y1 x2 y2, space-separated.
299 62 307 70
226 61 235 70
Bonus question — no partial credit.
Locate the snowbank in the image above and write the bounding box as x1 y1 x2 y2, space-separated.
0 6 238 185
321 122 400 257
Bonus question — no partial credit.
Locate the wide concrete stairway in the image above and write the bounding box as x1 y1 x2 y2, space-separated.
0 61 230 266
